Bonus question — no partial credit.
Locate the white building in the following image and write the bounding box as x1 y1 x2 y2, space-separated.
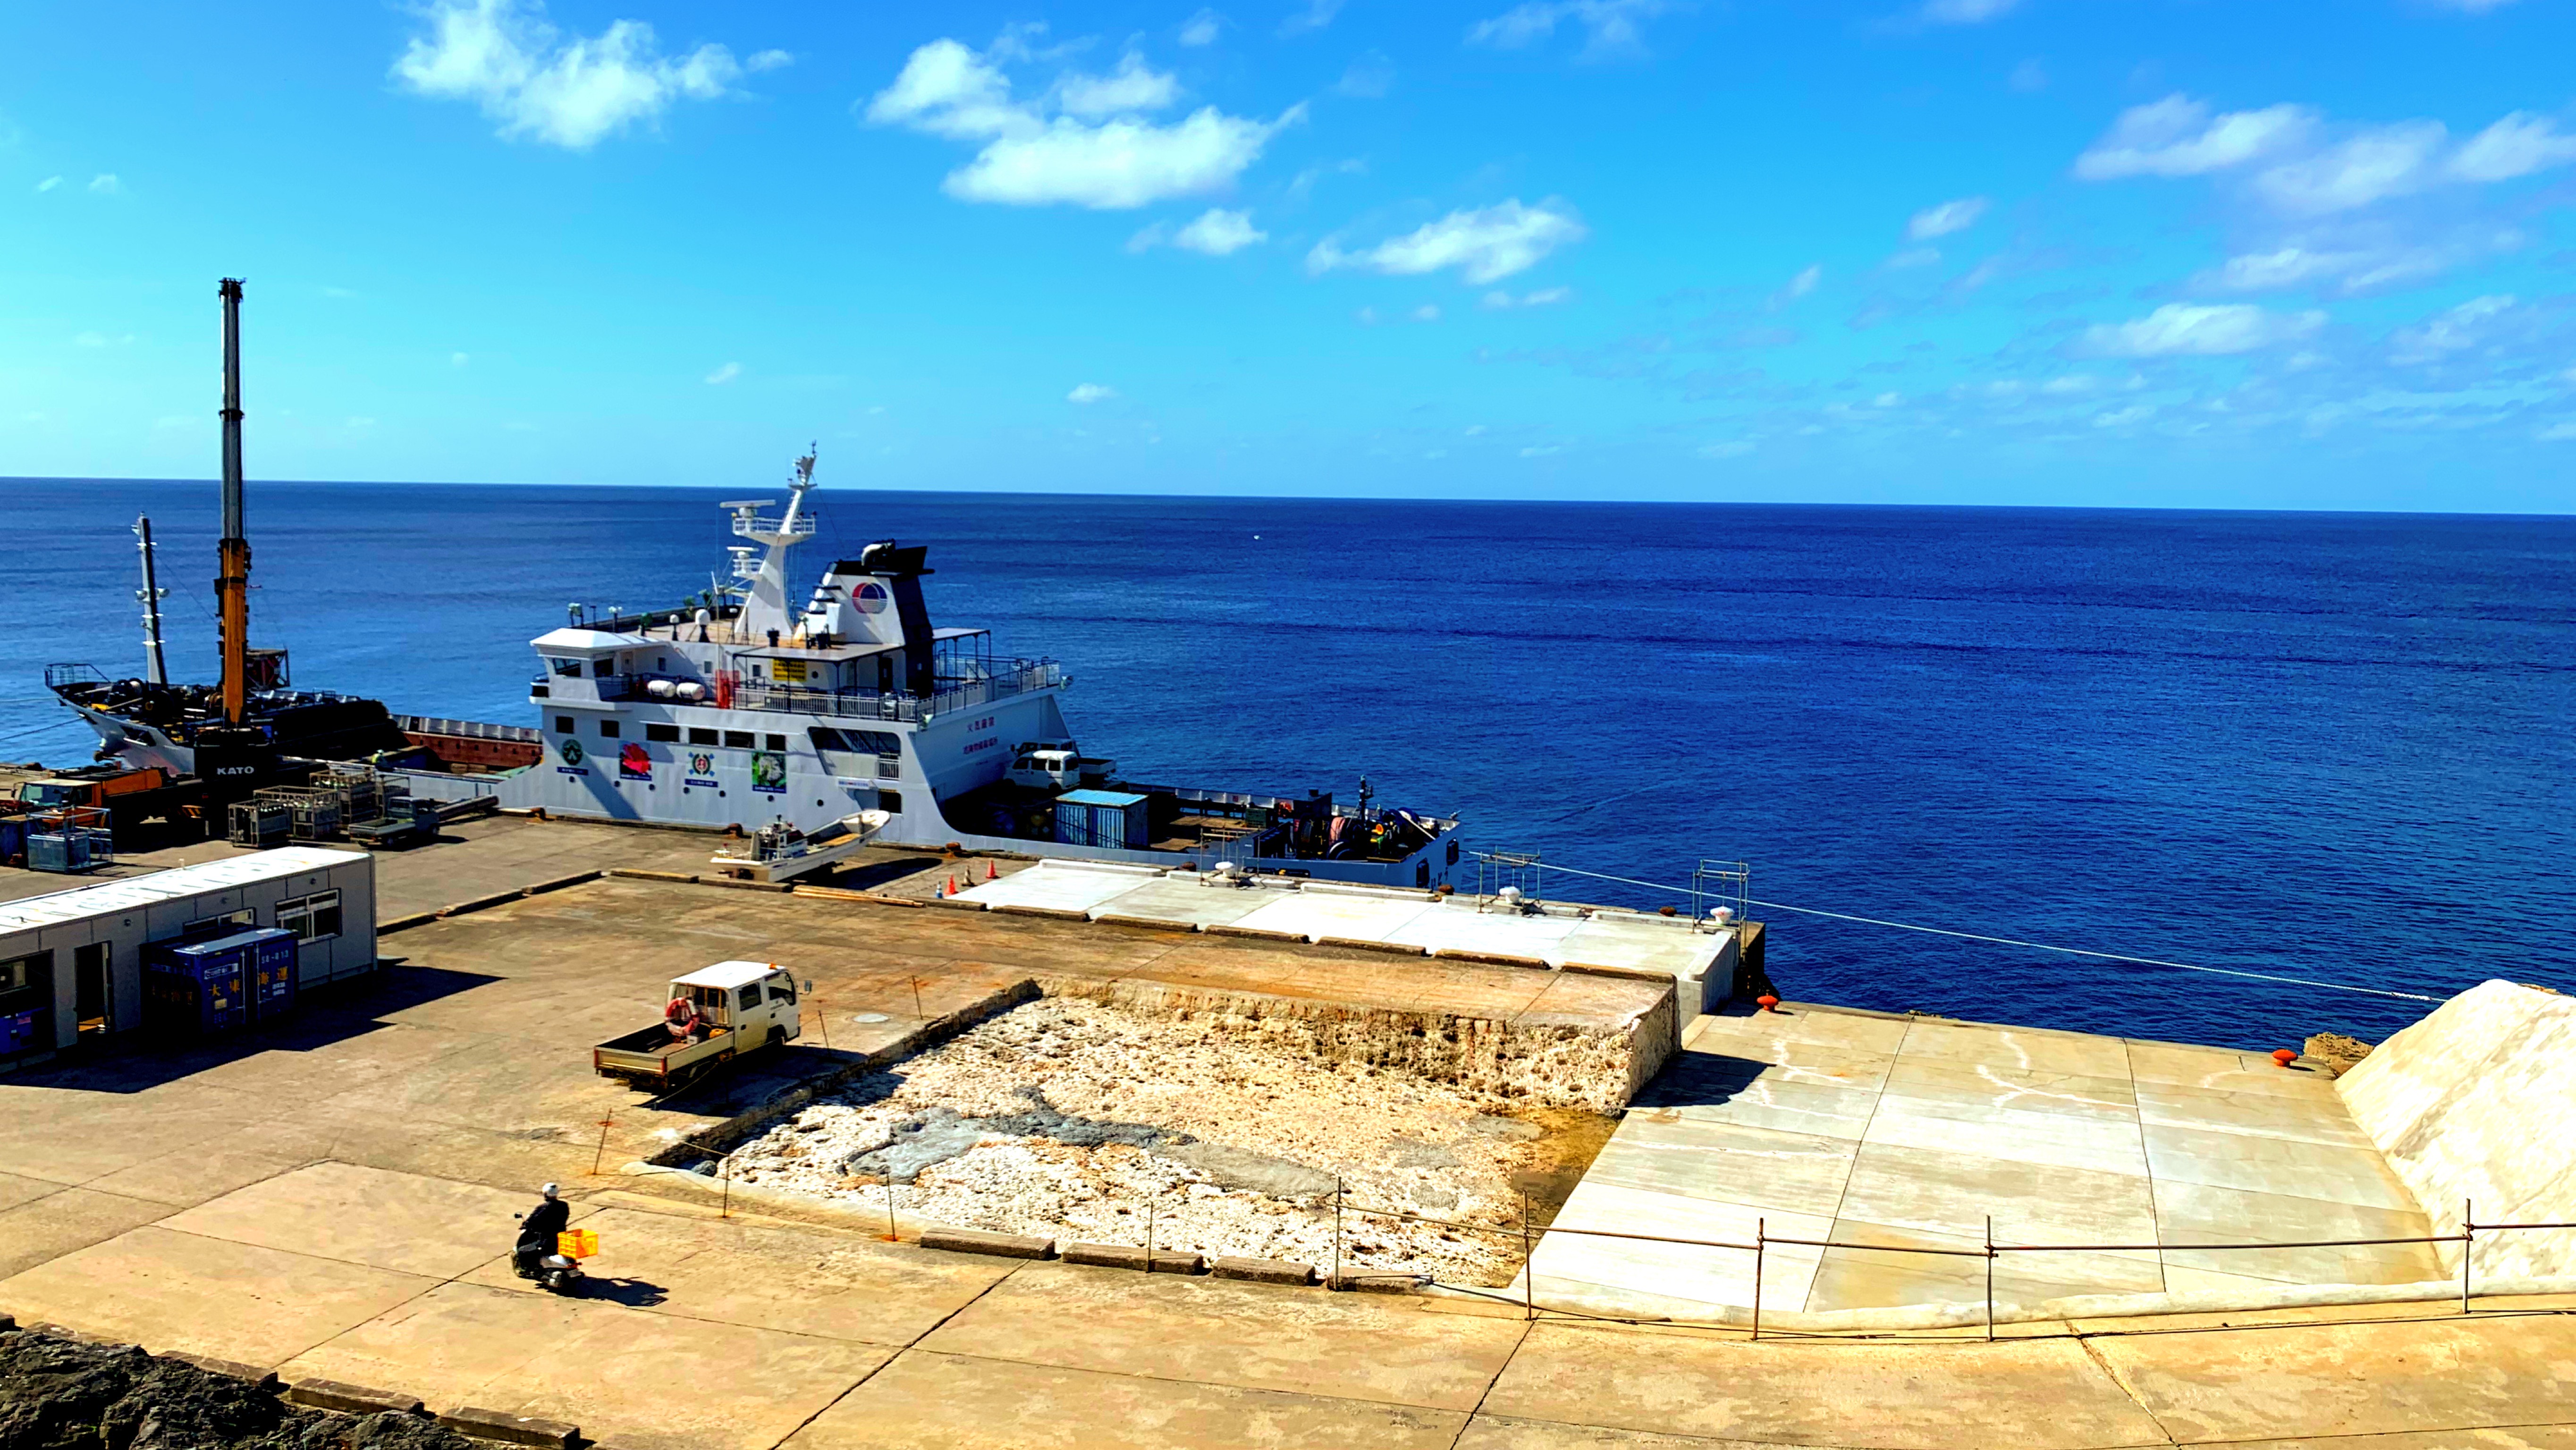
0 847 377 1064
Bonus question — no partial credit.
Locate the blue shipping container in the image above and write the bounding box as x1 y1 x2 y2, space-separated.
0 1008 42 1055
144 935 251 1036
242 928 298 1020
1053 789 1150 851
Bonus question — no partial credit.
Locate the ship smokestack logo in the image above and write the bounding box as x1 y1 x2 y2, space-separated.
853 582 890 614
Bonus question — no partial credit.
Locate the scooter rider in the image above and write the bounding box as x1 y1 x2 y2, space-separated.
515 1183 571 1276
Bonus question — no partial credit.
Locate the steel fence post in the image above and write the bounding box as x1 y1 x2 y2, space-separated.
1985 1214 1995 1343
2461 1197 2474 1315
1752 1216 1765 1342
1521 1191 1535 1322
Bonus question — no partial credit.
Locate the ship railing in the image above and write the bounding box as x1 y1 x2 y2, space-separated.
731 512 817 540
726 660 1064 722
396 714 541 743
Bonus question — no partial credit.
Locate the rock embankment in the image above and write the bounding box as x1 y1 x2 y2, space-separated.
727 994 1604 1284
0 1327 473 1450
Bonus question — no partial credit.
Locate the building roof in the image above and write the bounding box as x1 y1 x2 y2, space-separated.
0 847 368 934
1058 789 1149 807
672 960 782 989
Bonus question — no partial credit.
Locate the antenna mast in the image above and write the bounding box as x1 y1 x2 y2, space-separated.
215 278 251 725
134 515 169 685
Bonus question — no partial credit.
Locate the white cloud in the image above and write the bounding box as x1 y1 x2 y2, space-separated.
2093 404 2154 427
2389 295 2514 363
1873 391 1903 407
1279 0 1344 36
87 173 121 194
1480 286 1573 308
1355 306 1379 326
75 331 133 348
1783 263 1822 299
1922 0 2020 22
2039 374 2099 395
2447 111 2576 182
1174 207 1265 253
392 0 768 148
1179 9 1222 46
1697 440 1756 458
1465 0 1680 58
2077 303 2325 357
34 175 60 193
1886 246 1942 269
2074 95 2314 179
868 37 1298 209
2539 422 2576 441
451 352 471 367
1067 382 1115 403
705 361 741 384
1309 199 1586 285
1336 50 1395 99
1906 197 1986 240
1056 55 1181 118
1519 444 1562 457
745 49 792 72
1410 304 1441 322
2008 58 2047 93
2434 0 2520 10
2253 121 2448 215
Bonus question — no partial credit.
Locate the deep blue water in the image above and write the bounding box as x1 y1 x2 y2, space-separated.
6 478 2570 1050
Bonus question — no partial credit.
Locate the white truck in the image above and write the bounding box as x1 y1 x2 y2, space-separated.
593 961 803 1090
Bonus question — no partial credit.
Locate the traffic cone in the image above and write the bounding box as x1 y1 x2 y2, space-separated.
947 874 959 897
986 860 998 880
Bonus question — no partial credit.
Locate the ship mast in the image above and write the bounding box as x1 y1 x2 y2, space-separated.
215 278 250 725
134 515 169 685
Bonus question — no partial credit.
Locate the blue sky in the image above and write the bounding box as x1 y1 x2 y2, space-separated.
6 0 2575 511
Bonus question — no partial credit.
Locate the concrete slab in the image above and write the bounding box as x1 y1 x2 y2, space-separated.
785 1347 1469 1450
162 1160 569 1280
0 1224 436 1366
1383 902 1582 960
0 1186 174 1280
2142 1122 2420 1212
1641 1072 1880 1142
1456 1416 1849 1450
1860 1093 2151 1178
919 1259 1526 1413
79 1149 320 1210
1481 1321 2174 1450
1836 1140 2162 1254
1586 1113 1858 1217
1530 1180 1827 1314
2150 1179 2444 1285
2095 1312 2576 1444
1896 1019 2135 1080
1554 916 1729 978
2136 1083 2378 1150
1076 875 1277 929
1879 1057 2140 1118
0 1168 64 1214
1690 1005 1913 1058
456 1206 1019 1346
1228 890 1437 944
278 1279 589 1413
479 1302 894 1450
954 862 1162 917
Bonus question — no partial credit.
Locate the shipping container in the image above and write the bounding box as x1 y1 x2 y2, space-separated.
144 936 251 1036
236 928 298 1021
1053 789 1150 851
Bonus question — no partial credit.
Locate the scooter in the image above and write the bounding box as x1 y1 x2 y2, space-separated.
509 1213 587 1296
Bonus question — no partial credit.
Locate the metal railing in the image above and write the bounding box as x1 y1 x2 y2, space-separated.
396 715 540 743
729 661 1064 723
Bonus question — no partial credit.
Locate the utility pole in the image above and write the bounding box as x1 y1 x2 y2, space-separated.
134 516 169 685
215 278 251 725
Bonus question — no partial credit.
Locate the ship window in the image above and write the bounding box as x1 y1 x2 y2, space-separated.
556 717 574 734
646 725 680 743
723 731 753 748
878 791 901 813
765 734 787 750
549 658 583 678
598 720 620 739
591 658 613 678
688 728 718 746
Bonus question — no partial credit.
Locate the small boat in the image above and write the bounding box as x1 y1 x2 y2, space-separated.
708 809 889 883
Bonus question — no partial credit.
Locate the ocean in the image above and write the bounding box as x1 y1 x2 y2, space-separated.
6 477 2569 1050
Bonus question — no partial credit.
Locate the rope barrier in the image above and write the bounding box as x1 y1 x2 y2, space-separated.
1474 854 2443 1004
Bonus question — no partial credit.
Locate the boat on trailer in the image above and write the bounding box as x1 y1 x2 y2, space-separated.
356 453 1465 888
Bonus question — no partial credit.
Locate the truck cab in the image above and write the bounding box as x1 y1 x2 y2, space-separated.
593 960 803 1089
1006 745 1117 792
16 766 168 810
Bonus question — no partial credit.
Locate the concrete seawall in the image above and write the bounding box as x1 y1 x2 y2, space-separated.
2337 978 2576 1277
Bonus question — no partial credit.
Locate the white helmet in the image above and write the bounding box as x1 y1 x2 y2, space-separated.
541 1183 560 1199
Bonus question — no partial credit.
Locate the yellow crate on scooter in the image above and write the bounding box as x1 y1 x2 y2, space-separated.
557 1228 599 1259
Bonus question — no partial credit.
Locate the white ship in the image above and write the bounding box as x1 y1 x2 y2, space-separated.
374 454 1464 887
